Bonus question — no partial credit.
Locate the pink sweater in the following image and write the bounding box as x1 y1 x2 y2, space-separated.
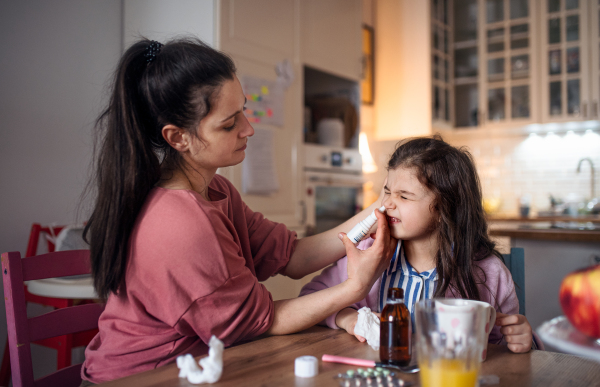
82 175 297 383
300 238 519 345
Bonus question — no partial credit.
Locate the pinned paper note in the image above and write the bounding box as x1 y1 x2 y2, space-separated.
242 76 284 127
242 127 279 195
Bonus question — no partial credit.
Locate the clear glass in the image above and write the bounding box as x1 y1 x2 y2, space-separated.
511 54 529 79
548 0 560 13
444 88 450 120
455 48 478 77
487 27 505 52
550 81 562 115
416 300 484 387
549 18 561 44
566 0 579 10
512 85 530 118
433 86 441 119
486 0 504 23
567 79 581 115
566 15 579 42
315 186 359 234
488 88 506 120
549 49 562 74
567 46 580 73
454 0 478 42
488 58 505 81
455 84 479 127
510 0 528 19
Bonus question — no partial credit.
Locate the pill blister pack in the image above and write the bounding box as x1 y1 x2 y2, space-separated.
333 367 412 387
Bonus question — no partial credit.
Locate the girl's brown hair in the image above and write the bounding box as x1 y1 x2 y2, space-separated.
387 134 503 302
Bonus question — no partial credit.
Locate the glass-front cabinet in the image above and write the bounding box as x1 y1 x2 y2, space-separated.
540 0 591 121
439 0 600 130
481 0 537 127
589 0 600 119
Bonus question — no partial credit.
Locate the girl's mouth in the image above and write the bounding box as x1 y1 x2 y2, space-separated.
387 216 400 224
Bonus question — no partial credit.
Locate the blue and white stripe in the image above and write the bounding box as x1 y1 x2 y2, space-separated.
378 241 438 325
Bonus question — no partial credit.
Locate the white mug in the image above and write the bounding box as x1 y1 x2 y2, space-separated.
434 299 496 361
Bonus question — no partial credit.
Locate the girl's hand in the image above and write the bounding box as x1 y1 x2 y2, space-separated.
335 308 365 342
495 312 533 353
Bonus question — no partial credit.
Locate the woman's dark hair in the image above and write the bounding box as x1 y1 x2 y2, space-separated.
84 38 236 299
387 134 503 304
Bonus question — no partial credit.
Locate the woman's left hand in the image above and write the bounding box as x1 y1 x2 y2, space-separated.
495 312 533 353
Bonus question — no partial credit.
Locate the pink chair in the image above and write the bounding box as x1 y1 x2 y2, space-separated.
2 250 104 387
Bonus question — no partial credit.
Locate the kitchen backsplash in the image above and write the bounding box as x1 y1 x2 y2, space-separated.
364 127 600 216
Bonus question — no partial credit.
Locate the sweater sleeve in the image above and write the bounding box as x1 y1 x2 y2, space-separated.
299 238 375 329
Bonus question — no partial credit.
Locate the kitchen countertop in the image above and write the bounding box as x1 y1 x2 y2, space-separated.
488 216 600 242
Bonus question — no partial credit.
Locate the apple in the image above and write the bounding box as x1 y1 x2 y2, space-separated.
559 264 600 339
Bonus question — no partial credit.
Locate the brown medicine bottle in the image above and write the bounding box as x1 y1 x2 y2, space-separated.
380 288 411 366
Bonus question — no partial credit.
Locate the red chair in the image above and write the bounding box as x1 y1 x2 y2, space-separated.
2 250 104 387
0 225 99 386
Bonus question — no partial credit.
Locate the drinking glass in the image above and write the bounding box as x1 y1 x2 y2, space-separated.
415 299 486 387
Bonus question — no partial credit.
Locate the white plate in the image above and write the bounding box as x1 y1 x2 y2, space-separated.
537 316 600 362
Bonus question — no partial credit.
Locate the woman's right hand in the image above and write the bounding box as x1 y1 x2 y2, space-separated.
338 209 394 300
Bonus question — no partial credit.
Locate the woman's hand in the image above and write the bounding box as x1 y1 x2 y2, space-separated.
339 209 394 299
335 308 365 342
495 312 533 353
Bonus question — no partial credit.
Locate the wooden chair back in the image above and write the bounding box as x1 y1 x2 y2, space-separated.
502 247 525 315
2 250 104 387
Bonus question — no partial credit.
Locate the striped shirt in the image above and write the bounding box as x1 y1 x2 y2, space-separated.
378 241 438 325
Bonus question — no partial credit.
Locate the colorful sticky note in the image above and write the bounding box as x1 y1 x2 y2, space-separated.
267 108 273 117
261 86 269 95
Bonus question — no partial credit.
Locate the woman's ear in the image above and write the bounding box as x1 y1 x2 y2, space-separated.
162 125 188 152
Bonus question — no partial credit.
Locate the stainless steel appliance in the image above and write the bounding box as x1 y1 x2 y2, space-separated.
303 144 363 236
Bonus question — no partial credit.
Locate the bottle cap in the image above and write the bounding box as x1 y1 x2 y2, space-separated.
295 356 318 377
387 287 404 300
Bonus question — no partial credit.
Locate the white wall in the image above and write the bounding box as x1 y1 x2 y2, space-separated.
0 0 123 378
123 0 215 47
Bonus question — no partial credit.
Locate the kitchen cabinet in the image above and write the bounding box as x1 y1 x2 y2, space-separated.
451 0 540 129
300 0 363 81
217 0 303 230
540 0 592 122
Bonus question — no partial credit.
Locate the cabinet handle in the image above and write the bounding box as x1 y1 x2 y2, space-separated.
593 101 598 118
300 200 306 225
583 101 588 119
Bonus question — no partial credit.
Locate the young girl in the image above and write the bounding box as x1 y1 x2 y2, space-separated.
80 38 393 385
301 136 537 353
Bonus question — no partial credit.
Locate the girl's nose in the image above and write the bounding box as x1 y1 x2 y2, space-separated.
382 194 394 209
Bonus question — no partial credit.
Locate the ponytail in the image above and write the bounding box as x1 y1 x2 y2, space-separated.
84 38 236 299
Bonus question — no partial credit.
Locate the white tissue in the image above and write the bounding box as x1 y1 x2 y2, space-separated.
177 335 224 384
353 307 380 350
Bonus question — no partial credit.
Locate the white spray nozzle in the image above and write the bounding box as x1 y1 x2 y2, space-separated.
346 206 387 244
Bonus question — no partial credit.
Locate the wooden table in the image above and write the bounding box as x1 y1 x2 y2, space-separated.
100 327 600 387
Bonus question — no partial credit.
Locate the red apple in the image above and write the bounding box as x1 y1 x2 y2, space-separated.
559 264 600 339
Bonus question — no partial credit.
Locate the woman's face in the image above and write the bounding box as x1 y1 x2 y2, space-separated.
188 75 254 172
382 166 438 242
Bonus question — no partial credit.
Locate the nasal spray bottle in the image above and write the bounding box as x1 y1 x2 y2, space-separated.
346 206 386 244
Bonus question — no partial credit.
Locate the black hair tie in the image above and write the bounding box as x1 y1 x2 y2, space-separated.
144 41 163 64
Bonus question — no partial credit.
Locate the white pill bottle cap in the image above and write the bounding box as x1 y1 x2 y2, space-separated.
294 355 318 377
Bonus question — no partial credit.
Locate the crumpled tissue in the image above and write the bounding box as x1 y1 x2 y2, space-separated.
177 335 224 384
353 306 380 350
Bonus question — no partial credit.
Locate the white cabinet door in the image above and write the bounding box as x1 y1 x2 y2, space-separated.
589 0 600 119
217 0 303 230
300 0 363 81
478 0 539 128
539 0 592 122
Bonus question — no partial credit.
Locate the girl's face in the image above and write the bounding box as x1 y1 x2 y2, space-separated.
188 75 254 172
382 166 438 242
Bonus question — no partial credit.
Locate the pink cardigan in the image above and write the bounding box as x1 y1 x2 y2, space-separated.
300 238 518 345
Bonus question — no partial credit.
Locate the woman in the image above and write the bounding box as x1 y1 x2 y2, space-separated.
80 38 394 384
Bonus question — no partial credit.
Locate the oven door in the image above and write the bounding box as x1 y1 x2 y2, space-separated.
304 171 364 236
